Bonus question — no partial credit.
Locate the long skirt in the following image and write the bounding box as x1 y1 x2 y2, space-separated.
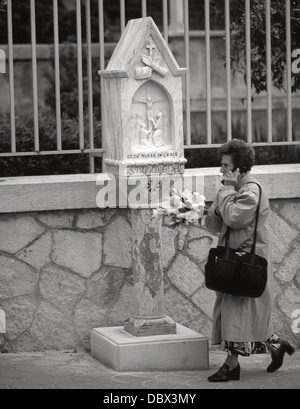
223 333 281 356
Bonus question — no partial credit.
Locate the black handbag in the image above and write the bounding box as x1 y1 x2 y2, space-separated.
205 182 268 298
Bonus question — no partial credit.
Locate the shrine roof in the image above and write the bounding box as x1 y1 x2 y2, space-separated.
99 17 186 79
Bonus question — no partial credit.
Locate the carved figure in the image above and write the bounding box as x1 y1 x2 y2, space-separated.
139 123 153 148
151 113 165 147
135 38 169 80
141 54 168 78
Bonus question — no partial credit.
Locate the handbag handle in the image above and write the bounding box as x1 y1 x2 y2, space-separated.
225 182 262 255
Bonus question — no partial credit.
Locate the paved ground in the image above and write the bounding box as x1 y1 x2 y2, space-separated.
0 349 299 390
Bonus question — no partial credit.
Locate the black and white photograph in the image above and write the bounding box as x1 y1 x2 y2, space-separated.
0 0 299 393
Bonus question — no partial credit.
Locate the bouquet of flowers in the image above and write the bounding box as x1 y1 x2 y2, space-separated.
153 188 206 226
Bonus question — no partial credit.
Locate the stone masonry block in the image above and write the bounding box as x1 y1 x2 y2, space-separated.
105 281 135 326
52 230 103 277
269 211 298 264
0 215 44 253
16 231 52 270
271 199 300 230
39 265 86 313
187 236 215 264
167 253 204 297
36 211 75 228
76 209 118 229
0 255 38 300
30 301 78 351
87 267 125 308
103 216 132 269
164 286 206 328
278 284 300 319
275 241 300 283
192 287 216 319
74 299 107 349
0 296 38 342
162 227 178 268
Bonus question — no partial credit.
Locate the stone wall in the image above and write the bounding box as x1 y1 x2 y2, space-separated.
0 165 299 352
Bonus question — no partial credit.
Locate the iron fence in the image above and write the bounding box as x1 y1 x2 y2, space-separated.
0 0 299 173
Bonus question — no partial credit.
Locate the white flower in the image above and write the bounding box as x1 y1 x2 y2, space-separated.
153 188 206 226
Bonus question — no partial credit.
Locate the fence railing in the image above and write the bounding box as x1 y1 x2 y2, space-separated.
0 0 299 174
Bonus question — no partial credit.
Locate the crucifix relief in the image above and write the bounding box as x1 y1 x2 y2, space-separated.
133 95 165 128
132 82 172 151
135 37 169 80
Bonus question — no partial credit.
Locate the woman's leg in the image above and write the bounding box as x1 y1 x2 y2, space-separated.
225 353 239 369
266 334 295 373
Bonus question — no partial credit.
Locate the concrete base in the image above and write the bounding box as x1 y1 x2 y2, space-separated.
91 324 209 372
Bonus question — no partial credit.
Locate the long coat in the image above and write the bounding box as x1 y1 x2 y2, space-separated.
205 172 274 344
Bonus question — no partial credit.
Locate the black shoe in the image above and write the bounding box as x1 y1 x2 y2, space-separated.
208 363 240 382
267 340 295 373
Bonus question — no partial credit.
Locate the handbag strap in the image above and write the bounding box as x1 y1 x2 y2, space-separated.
225 182 262 255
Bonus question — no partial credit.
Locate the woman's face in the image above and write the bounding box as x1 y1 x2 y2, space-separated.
220 154 235 175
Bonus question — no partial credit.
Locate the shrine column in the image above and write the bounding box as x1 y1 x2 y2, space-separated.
124 208 176 336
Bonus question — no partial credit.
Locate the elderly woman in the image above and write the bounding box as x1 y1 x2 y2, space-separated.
205 139 294 382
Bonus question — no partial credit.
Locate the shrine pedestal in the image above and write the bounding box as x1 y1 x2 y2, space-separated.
91 324 209 372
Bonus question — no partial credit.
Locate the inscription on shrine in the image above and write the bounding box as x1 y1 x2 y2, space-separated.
127 152 179 160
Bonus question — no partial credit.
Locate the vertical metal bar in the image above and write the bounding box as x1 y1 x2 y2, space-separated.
76 0 85 151
205 0 212 144
99 0 106 171
120 0 126 33
7 0 16 153
163 0 169 42
245 0 252 143
86 0 95 172
53 0 62 151
30 0 39 152
225 0 232 141
99 0 105 72
184 0 191 145
266 0 272 143
286 0 293 142
142 0 147 17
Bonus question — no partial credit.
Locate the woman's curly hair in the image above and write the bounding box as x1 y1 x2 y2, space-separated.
219 139 255 173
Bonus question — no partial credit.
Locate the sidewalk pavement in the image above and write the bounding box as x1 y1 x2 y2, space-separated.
0 349 299 390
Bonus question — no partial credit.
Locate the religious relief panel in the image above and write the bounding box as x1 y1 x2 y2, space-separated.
135 38 169 80
131 81 172 152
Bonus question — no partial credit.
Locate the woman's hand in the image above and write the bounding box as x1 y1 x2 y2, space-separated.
223 169 241 186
